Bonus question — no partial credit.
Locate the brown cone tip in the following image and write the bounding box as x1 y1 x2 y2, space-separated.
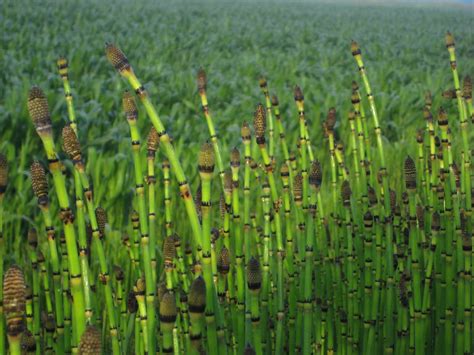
224 170 233 193
254 103 266 139
127 290 138 313
147 126 160 152
445 31 455 47
404 156 417 190
250 157 258 170
57 56 68 68
352 81 359 91
159 291 177 321
309 160 322 187
341 180 352 205
416 129 424 144
443 89 457 100
247 257 262 290
351 91 360 104
28 228 38 248
198 142 215 172
188 276 206 313
197 68 207 91
293 173 303 201
217 246 230 275
21 329 36 352
30 161 48 200
123 91 138 119
211 228 220 243
424 91 432 107
294 85 304 101
259 76 267 88
113 265 125 281
271 94 279 106
241 121 251 141
0 153 8 189
231 147 240 167
95 207 107 237
351 40 361 55
463 76 472 99
3 265 26 337
105 42 130 72
28 86 51 132
62 125 81 160
326 107 337 131
422 110 431 125
78 325 102 355
163 235 176 262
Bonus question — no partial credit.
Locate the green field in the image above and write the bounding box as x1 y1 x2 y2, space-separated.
2 0 473 223
0 0 473 354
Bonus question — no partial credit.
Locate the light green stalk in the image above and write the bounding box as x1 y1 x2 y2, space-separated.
198 143 220 354
106 44 202 251
27 87 86 342
123 92 156 354
197 69 226 191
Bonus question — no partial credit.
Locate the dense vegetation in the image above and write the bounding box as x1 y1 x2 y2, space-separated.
0 0 473 354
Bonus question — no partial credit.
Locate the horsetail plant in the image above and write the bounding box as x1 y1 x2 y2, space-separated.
253 103 285 354
3 265 26 355
197 142 220 353
78 325 102 355
30 160 65 352
62 124 121 354
0 30 470 355
197 68 226 191
106 43 202 250
0 154 8 355
123 90 156 354
27 86 86 342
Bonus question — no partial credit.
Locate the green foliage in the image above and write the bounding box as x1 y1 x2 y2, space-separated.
0 0 473 353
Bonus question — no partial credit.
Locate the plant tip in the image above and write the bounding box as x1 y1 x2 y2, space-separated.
62 125 82 161
294 85 304 101
198 142 215 173
254 103 266 141
28 86 52 134
122 91 138 120
78 325 102 355
197 68 207 92
105 42 130 72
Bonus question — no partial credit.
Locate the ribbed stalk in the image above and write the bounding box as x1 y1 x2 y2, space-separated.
197 69 226 191
254 103 284 354
123 92 156 354
281 164 296 354
198 143 219 354
106 44 202 252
